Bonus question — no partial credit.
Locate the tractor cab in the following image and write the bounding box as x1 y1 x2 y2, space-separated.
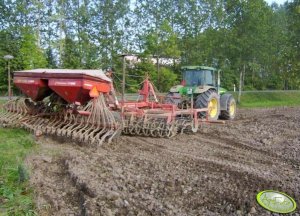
181 66 217 87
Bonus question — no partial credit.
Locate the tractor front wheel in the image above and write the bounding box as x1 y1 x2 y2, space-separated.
220 96 236 120
195 90 220 121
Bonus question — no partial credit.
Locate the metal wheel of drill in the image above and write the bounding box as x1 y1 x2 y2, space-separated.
150 120 161 137
129 120 137 135
175 118 186 134
178 117 197 134
195 89 220 121
122 119 129 135
134 119 143 135
157 121 165 137
123 126 129 135
164 123 176 138
142 121 151 136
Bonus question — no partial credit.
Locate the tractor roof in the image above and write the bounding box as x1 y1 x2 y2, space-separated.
181 66 217 71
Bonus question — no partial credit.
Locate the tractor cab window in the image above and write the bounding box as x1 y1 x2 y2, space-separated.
182 69 215 86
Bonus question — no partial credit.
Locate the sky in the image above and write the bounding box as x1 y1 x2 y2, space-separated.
265 0 289 5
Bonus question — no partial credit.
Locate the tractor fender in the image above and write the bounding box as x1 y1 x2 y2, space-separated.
220 93 233 110
193 86 216 94
170 85 183 93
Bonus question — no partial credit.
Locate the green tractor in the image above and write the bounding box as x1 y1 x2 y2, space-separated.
165 66 236 121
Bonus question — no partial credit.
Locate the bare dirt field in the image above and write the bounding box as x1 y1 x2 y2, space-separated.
25 107 300 216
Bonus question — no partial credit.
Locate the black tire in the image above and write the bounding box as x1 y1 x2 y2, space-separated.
195 89 220 121
220 96 236 120
164 92 182 106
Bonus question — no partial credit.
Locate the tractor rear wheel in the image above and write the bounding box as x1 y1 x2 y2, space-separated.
195 90 220 121
220 96 236 120
164 92 182 106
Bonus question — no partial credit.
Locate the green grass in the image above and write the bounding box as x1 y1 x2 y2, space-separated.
0 128 36 216
232 91 300 108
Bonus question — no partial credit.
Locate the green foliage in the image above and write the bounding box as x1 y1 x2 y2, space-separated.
61 37 81 69
144 20 180 58
0 0 300 94
0 30 20 93
0 128 36 215
158 67 178 92
18 28 47 70
220 68 237 91
0 26 47 94
232 91 300 108
285 0 300 90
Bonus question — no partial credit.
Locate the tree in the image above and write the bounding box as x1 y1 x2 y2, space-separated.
0 0 299 93
90 0 130 68
285 0 300 89
18 28 47 69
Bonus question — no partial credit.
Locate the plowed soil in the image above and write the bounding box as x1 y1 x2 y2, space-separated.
25 107 300 216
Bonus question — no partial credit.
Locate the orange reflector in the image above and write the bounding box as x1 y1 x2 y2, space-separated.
89 86 99 98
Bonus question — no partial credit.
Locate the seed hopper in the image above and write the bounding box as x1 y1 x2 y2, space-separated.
0 69 209 146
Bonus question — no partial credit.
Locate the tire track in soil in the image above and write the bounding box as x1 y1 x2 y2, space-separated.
132 135 294 181
26 107 300 215
26 151 86 215
116 136 295 214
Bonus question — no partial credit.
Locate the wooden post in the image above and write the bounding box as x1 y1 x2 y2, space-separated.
238 64 245 104
217 70 220 95
122 55 126 103
3 55 14 100
8 60 11 100
156 55 159 91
